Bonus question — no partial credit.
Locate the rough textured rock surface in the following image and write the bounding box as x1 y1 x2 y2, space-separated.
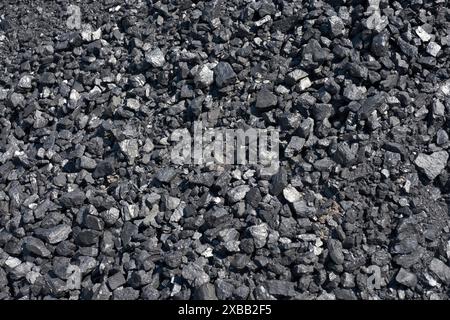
0 0 450 301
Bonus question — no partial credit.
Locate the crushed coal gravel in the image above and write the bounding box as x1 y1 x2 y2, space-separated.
1 0 450 301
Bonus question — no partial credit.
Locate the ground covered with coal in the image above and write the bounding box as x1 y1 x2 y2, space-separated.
1 0 450 300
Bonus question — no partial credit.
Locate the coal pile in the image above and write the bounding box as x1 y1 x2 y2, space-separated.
1 0 450 300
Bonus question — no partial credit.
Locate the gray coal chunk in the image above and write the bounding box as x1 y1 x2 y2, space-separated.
126 98 140 111
333 143 358 166
161 194 180 210
286 69 308 85
35 224 72 244
91 283 111 300
436 129 449 146
311 103 333 121
328 239 345 264
429 258 450 285
113 287 140 300
283 186 301 203
255 88 278 109
293 200 316 218
78 156 97 170
371 32 389 57
164 252 182 269
0 268 7 288
24 237 51 257
215 279 234 300
145 48 165 67
245 187 262 208
214 62 236 87
59 190 86 208
358 93 386 119
100 207 120 225
427 41 441 57
8 92 24 107
76 230 99 246
141 285 160 300
83 215 104 231
119 139 139 162
328 15 345 37
285 136 305 157
107 272 127 290
397 37 418 57
227 185 250 203
39 72 56 85
18 74 33 89
343 83 366 101
155 167 177 183
204 206 229 227
230 253 250 270
92 160 114 178
192 283 218 300
248 224 268 249
395 268 418 288
264 280 296 297
347 62 368 79
182 263 210 287
414 151 448 180
269 167 288 196
334 288 357 300
194 65 214 88
313 158 335 171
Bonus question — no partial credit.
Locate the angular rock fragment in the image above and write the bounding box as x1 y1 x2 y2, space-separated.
18 75 33 90
427 42 441 57
59 190 86 208
264 280 296 297
76 230 99 246
269 167 288 196
24 237 51 257
343 83 366 101
328 16 344 37
248 224 268 249
119 139 139 163
328 239 344 265
414 151 448 180
397 37 418 57
283 186 301 203
371 33 389 56
107 272 127 290
214 62 236 87
35 225 72 244
182 263 210 288
416 26 431 42
193 283 218 300
155 167 177 183
145 48 165 67
227 185 250 203
113 287 139 300
93 160 114 178
255 88 277 110
396 268 417 288
429 258 450 285
194 65 214 88
286 69 308 85
333 143 358 166
100 207 120 225
285 136 305 157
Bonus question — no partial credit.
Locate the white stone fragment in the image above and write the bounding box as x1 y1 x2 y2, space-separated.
427 41 441 57
416 26 431 42
283 186 301 203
